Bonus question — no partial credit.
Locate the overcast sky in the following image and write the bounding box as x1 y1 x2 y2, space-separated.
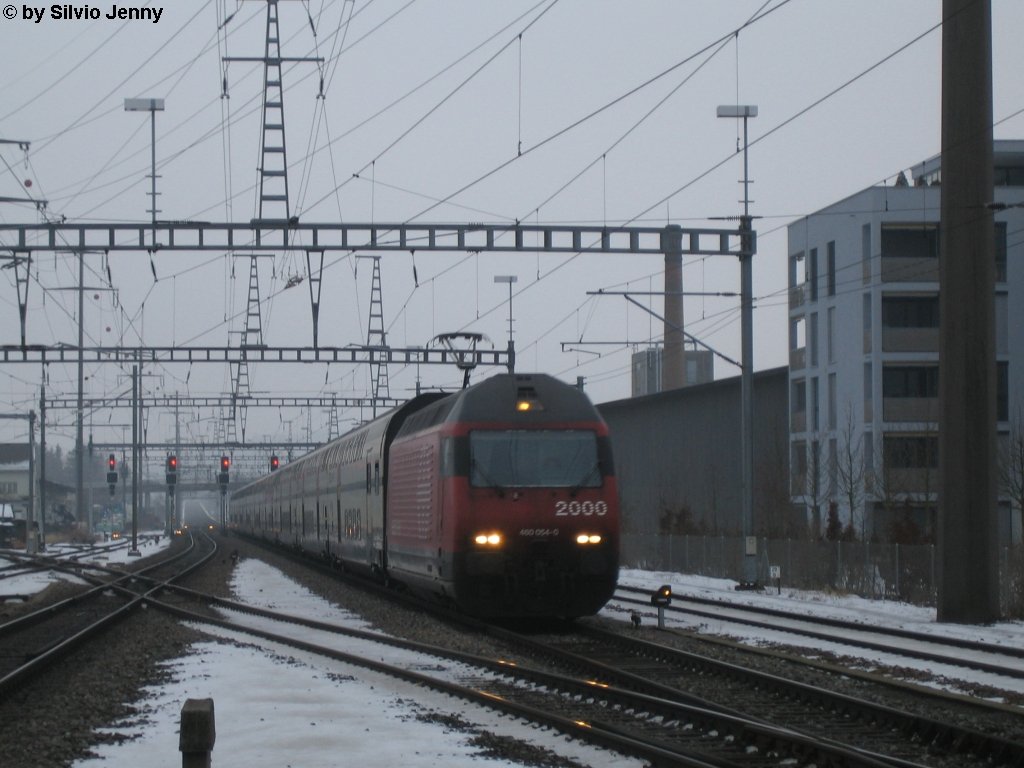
2 1 1024 457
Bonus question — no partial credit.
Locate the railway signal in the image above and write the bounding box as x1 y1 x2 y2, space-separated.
270 455 279 472
166 455 178 496
218 456 230 494
106 454 118 496
650 583 672 630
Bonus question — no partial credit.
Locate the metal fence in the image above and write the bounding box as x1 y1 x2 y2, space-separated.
621 534 1024 617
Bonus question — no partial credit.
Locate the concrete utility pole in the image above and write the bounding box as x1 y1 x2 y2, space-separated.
938 0 999 622
718 104 759 587
661 225 685 392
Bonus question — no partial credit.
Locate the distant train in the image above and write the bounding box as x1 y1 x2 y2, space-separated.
230 373 620 618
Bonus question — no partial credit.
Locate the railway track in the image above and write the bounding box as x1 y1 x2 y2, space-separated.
128 581 928 767
8 531 1020 767
0 532 217 696
610 584 1024 706
175 534 1024 767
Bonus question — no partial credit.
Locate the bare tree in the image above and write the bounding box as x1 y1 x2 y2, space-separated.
805 434 834 538
1000 407 1024 529
833 406 866 536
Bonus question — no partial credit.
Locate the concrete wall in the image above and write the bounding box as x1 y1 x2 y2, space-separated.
598 367 793 538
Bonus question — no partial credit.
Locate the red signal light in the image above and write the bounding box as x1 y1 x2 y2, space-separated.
167 455 178 471
220 456 230 472
270 455 279 472
108 454 116 471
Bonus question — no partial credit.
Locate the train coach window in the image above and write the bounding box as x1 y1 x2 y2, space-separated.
374 461 380 495
470 430 600 489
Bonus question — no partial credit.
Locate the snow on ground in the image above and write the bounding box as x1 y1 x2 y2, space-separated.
617 569 1024 648
69 557 646 768
613 569 1024 701
3 542 1024 766
0 535 173 596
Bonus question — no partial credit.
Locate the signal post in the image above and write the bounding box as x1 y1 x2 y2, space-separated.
218 456 230 529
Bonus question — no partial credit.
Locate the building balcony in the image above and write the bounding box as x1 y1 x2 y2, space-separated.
882 396 939 423
789 284 806 310
790 346 806 371
791 410 806 433
880 256 939 283
881 467 939 496
881 327 939 353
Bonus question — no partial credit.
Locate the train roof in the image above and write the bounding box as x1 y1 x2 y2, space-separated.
396 373 602 437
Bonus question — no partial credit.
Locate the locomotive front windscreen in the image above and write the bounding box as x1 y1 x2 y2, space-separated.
469 430 601 489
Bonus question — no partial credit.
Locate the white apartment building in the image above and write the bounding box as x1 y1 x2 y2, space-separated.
787 140 1024 544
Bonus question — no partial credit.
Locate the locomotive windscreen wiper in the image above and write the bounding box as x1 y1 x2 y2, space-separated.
569 462 600 496
471 458 507 497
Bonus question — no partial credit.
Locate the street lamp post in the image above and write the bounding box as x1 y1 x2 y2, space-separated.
494 275 518 373
124 97 165 247
717 104 758 588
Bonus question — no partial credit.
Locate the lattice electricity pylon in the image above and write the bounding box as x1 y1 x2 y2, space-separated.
230 255 269 442
223 0 323 224
257 0 289 222
364 256 390 415
326 396 339 441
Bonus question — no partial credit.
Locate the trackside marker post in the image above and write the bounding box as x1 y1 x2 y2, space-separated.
179 698 216 768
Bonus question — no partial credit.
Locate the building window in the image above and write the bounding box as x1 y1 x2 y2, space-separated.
829 437 838 494
811 376 820 431
809 247 819 302
827 307 836 363
792 379 807 414
998 361 1008 422
996 222 1007 282
810 312 819 367
790 251 806 288
882 365 939 398
827 241 836 296
994 164 1024 186
882 295 939 328
828 373 837 431
862 223 871 284
810 439 821 498
881 223 939 260
884 435 938 469
864 362 873 404
791 440 807 495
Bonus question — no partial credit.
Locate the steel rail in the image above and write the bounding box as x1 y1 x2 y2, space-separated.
615 585 1024 674
0 533 217 695
145 590 907 768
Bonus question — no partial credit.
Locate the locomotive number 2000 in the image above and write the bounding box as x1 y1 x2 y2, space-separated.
554 500 608 517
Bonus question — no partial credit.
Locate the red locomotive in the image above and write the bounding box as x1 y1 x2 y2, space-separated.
230 373 619 618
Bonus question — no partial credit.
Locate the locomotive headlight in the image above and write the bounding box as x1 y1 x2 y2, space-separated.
474 532 503 547
576 533 602 545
